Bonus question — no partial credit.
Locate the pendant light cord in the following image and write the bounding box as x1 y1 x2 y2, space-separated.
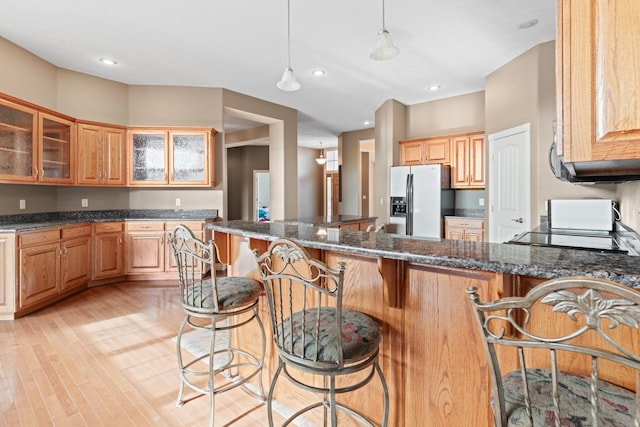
382 0 387 30
286 0 292 68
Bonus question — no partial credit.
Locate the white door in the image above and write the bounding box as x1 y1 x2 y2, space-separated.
488 124 531 243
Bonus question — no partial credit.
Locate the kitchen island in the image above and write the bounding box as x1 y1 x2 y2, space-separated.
206 219 640 426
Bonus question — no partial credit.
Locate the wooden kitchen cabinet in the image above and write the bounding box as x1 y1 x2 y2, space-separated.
399 137 450 165
126 220 203 278
451 133 484 188
18 224 91 310
0 95 74 185
445 217 485 242
77 122 126 186
0 234 16 319
60 225 92 291
93 222 125 279
557 0 640 172
0 97 38 183
128 127 215 187
38 112 74 184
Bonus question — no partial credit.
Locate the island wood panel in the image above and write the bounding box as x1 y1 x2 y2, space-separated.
324 251 403 427
403 264 499 427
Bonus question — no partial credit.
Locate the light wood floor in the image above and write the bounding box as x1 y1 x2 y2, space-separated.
0 281 287 427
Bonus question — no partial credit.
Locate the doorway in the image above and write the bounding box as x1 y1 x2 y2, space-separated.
253 170 270 221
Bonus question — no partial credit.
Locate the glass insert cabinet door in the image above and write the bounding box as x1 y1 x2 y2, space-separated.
170 131 209 184
0 98 37 182
130 131 168 184
39 113 73 183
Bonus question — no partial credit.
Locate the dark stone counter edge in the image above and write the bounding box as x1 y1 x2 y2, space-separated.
0 209 219 232
278 215 377 227
205 221 640 289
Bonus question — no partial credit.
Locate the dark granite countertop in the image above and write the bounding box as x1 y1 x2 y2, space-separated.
278 215 377 227
205 219 640 288
0 209 219 232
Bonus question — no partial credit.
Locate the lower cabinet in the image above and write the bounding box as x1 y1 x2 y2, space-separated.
93 222 125 280
445 217 485 242
126 220 203 278
0 234 16 319
18 224 92 312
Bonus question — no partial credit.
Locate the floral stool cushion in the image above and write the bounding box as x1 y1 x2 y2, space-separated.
502 368 635 426
279 308 381 364
183 277 263 311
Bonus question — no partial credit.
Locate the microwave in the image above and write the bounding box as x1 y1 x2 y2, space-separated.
548 199 615 231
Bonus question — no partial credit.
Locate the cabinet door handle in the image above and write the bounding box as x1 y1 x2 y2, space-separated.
511 217 524 224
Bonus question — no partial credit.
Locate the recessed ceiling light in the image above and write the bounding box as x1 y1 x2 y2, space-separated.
99 58 118 66
364 120 373 126
518 19 538 30
311 69 326 77
428 84 441 92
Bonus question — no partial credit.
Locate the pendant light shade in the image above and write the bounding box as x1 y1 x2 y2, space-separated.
370 0 399 61
277 0 300 91
370 29 400 60
316 142 327 165
277 67 300 91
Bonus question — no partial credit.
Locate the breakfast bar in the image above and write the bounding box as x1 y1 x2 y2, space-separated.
206 219 640 426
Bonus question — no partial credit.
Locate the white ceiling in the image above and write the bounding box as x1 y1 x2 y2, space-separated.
0 0 556 149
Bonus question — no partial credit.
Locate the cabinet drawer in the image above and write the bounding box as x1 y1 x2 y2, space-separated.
19 229 60 247
165 221 203 233
61 224 92 239
446 218 484 229
126 221 165 232
95 222 124 233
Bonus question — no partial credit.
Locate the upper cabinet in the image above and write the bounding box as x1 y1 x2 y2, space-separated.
451 133 485 189
38 112 74 184
0 96 74 185
77 122 126 186
0 97 37 183
557 0 640 174
128 127 216 187
400 137 450 166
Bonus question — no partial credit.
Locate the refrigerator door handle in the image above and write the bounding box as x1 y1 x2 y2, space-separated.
407 173 413 235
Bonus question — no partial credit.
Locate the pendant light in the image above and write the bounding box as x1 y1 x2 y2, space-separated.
370 0 399 61
277 0 301 91
316 142 327 165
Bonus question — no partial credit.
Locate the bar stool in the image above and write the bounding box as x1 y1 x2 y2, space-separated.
169 225 265 427
255 238 389 426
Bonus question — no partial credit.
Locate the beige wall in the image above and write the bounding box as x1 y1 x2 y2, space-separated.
407 91 485 139
297 147 324 218
485 41 616 228
340 128 374 215
0 38 57 108
56 69 129 124
374 99 406 226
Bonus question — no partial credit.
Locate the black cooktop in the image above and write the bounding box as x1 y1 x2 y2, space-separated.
508 230 628 254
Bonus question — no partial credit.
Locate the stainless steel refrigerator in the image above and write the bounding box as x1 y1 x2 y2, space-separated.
389 164 453 238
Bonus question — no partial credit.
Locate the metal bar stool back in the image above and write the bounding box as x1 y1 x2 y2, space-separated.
467 276 640 426
170 225 266 427
255 238 389 426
